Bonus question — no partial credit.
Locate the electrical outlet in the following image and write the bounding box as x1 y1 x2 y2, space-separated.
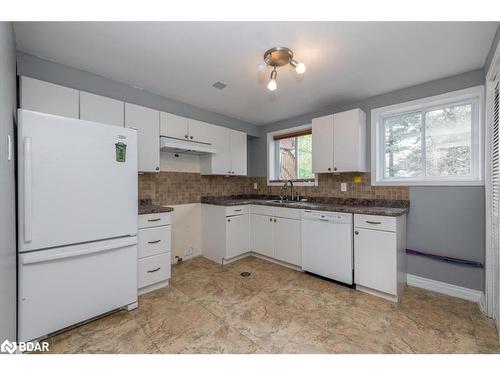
184 246 193 257
340 182 348 192
253 182 258 190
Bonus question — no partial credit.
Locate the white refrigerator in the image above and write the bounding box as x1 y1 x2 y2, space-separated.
17 109 139 342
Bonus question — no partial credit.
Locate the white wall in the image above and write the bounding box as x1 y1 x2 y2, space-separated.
0 22 17 342
170 204 202 262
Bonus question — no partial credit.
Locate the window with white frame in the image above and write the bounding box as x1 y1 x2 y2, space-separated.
371 86 484 185
267 125 317 186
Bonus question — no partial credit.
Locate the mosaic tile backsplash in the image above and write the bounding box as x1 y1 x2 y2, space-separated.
139 172 409 206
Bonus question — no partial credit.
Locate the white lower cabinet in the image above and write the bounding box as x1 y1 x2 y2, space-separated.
249 206 302 267
354 214 406 301
226 214 250 259
137 212 172 294
202 204 249 263
273 217 301 266
250 214 274 258
203 204 301 266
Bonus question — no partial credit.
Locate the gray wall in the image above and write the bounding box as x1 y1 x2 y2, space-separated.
255 70 486 291
484 24 500 75
16 51 260 138
0 22 17 342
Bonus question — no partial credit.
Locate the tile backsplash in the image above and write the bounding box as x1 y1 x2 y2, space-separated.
139 172 409 206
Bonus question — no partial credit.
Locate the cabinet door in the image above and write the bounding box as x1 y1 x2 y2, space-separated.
160 112 189 140
312 114 334 173
226 214 249 259
354 228 397 295
230 130 247 176
21 76 79 119
80 91 124 127
333 109 366 172
208 125 232 175
188 119 212 144
250 214 274 258
274 217 301 266
125 103 160 172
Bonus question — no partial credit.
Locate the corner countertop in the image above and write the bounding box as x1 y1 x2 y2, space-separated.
138 199 174 215
201 195 409 217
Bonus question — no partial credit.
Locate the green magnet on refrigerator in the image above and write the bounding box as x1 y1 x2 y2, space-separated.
115 142 127 162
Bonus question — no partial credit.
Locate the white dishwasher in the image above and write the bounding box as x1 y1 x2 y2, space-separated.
301 210 353 285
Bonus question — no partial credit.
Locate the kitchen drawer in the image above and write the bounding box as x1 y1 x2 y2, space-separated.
250 204 275 216
274 206 301 220
225 205 249 217
138 253 171 288
354 214 396 232
138 226 171 259
138 212 171 229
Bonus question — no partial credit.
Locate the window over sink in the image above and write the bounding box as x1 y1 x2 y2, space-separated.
267 125 317 186
371 86 484 186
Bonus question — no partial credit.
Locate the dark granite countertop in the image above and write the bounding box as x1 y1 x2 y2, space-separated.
201 195 409 217
139 199 174 215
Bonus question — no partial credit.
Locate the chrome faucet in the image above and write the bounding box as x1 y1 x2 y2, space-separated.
283 179 294 201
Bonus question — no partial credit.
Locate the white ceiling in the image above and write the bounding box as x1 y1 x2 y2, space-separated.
13 22 498 125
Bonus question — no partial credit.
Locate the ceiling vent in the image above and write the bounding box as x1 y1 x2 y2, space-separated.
212 81 227 90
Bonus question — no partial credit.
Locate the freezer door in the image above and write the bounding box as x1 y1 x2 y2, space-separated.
17 110 138 252
18 237 138 342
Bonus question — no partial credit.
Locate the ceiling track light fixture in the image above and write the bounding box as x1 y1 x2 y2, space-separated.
259 47 306 91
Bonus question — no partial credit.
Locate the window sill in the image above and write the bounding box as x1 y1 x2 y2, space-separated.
267 178 318 187
371 178 484 187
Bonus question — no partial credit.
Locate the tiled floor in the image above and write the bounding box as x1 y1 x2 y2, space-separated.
44 256 500 354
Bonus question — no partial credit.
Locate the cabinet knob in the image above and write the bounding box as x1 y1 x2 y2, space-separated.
227 219 231 222
354 230 359 235
185 134 189 139
274 219 277 223
333 167 338 171
156 166 160 171
269 218 272 222
328 167 331 171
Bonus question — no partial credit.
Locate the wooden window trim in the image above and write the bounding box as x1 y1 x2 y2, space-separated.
273 128 311 141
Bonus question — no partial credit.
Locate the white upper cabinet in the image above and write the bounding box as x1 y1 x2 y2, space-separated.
230 130 247 175
125 103 160 172
160 112 212 144
312 114 334 173
79 91 124 127
201 125 231 175
188 119 212 144
312 109 367 173
20 76 79 119
200 126 247 176
333 109 366 172
160 112 189 140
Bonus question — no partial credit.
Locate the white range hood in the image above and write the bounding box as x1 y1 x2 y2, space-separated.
160 136 217 155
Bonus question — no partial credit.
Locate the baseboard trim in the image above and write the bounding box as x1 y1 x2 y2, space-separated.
406 274 483 303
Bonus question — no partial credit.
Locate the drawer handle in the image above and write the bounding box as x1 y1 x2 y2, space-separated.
147 240 161 244
234 209 242 212
147 267 161 273
366 221 382 225
148 218 161 222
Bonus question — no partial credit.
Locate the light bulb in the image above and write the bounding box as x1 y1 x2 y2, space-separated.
295 62 306 74
267 79 277 91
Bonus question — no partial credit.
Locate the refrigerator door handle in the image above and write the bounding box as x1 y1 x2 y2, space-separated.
24 137 33 243
20 237 138 265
